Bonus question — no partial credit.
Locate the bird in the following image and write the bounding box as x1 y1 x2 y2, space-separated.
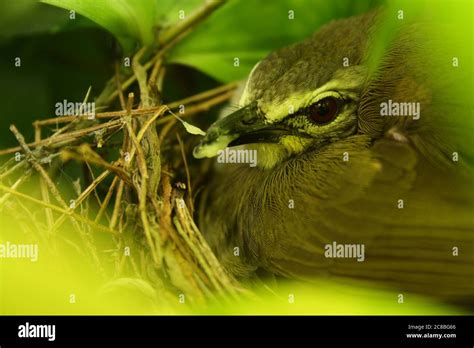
192 7 474 304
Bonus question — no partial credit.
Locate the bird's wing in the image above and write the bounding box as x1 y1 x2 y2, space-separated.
262 136 474 300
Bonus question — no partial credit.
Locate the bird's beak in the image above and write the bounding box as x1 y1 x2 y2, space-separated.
193 103 296 158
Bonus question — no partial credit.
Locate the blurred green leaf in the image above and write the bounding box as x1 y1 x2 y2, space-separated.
0 0 69 43
204 280 465 315
168 0 384 82
157 0 204 27
39 0 204 53
40 0 159 51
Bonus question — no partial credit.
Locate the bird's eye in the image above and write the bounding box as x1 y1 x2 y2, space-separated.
308 97 339 125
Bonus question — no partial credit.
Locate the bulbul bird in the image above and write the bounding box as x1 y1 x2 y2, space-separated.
193 8 474 303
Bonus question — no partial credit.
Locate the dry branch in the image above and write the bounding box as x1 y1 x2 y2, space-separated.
0 0 245 310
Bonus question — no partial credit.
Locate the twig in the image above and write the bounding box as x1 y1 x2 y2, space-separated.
156 90 236 125
60 146 130 184
0 160 27 180
1 119 123 156
173 213 225 293
48 87 94 140
173 196 239 300
0 184 117 235
9 196 49 247
114 61 127 110
9 124 106 276
159 119 176 145
124 106 168 164
137 107 168 141
99 26 192 106
156 67 166 93
75 170 110 206
158 89 235 141
157 0 226 45
109 179 124 230
28 82 237 128
149 58 162 86
10 125 65 207
84 161 106 209
0 169 32 207
176 133 194 215
132 47 150 106
49 169 111 234
35 124 54 229
95 175 119 223
168 82 238 109
124 96 149 183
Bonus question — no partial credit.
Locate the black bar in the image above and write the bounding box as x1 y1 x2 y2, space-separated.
0 315 473 346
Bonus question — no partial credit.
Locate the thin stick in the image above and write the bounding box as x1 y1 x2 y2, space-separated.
0 160 26 180
74 170 111 209
85 161 105 209
95 175 119 223
49 169 111 234
159 119 176 145
0 184 117 235
60 147 129 184
9 124 106 276
176 133 194 215
48 87 94 140
173 216 224 294
148 58 162 86
157 0 226 46
157 66 166 93
132 47 150 106
168 82 238 110
173 197 239 299
137 106 168 141
35 124 54 229
115 61 127 110
29 82 237 127
101 26 193 106
0 169 32 207
1 119 123 156
156 90 235 125
125 106 167 167
10 125 66 207
109 179 124 230
124 96 148 182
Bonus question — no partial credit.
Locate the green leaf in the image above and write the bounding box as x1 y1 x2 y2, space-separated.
204 280 464 315
40 0 160 52
168 0 384 82
182 122 206 136
157 0 204 27
169 110 206 136
39 0 204 53
0 0 69 43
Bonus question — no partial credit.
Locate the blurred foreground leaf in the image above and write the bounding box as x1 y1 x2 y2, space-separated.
40 0 203 53
40 0 158 51
0 0 69 42
168 0 384 82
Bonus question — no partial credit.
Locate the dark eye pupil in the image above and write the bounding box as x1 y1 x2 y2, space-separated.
309 97 338 124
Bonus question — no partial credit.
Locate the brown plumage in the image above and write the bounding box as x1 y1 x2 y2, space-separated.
195 8 474 304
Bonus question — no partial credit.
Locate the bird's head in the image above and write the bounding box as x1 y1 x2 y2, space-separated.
193 11 382 169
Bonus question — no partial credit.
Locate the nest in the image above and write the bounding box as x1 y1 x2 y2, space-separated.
0 14 248 310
